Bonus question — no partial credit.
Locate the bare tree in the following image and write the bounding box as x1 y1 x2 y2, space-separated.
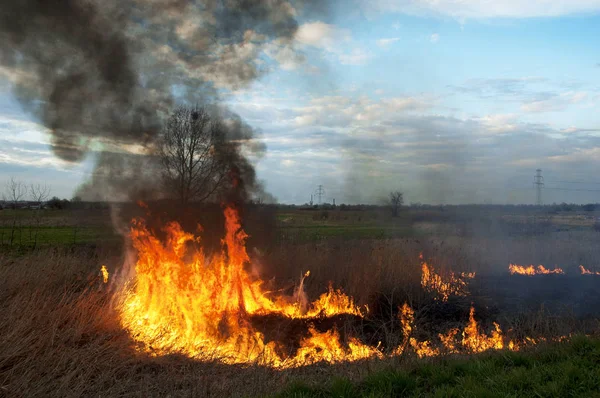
30 183 51 208
159 106 229 206
3 177 27 245
390 191 404 217
4 177 27 208
30 183 51 248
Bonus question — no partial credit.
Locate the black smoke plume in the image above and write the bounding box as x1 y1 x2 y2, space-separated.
0 0 327 202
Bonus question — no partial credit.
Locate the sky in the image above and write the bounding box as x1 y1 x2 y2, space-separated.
1 0 600 205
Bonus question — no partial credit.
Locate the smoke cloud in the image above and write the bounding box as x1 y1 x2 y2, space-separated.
0 0 327 202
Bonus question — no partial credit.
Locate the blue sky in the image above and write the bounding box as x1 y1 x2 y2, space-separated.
2 1 600 204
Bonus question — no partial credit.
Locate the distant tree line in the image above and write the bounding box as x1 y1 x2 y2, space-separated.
0 178 112 248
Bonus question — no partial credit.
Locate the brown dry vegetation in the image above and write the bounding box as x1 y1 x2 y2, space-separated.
2 206 600 396
0 246 433 397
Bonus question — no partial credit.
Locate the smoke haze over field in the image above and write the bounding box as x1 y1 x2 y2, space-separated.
1 1 600 204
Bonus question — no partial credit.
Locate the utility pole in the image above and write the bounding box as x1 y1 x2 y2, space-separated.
534 169 544 205
310 194 313 206
315 185 325 205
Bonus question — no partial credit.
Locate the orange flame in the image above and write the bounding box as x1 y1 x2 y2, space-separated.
392 303 415 356
408 306 515 358
113 207 568 367
294 327 382 366
410 338 440 357
118 206 370 368
420 256 474 301
580 265 600 275
508 264 564 275
458 307 506 353
100 265 109 284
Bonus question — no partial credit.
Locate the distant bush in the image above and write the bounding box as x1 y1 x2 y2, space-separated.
47 197 70 210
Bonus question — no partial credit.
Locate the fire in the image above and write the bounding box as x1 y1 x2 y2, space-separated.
579 265 600 275
118 206 371 368
294 328 382 366
454 307 506 353
393 303 415 355
508 264 564 275
100 265 109 283
410 338 440 357
407 305 515 358
395 302 440 357
114 205 566 367
420 255 474 301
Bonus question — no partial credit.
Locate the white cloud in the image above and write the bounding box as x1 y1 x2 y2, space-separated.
229 89 600 204
376 37 401 47
292 21 371 66
338 48 372 65
430 33 440 43
547 147 600 163
372 0 600 19
263 40 305 70
476 114 519 134
295 22 350 50
0 151 72 170
560 126 600 134
0 115 49 145
294 114 318 126
289 94 432 129
562 127 581 134
566 91 588 103
294 22 372 66
521 91 589 113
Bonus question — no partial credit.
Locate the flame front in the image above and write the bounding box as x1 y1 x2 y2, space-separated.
408 306 514 358
118 206 369 368
508 264 564 275
580 265 600 275
420 256 474 301
115 207 565 367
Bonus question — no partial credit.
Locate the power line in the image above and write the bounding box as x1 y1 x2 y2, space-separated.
315 185 325 204
534 169 544 205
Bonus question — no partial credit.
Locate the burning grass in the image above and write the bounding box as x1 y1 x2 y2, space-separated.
0 248 318 396
508 264 564 275
420 256 474 301
113 206 594 368
118 206 373 368
2 208 600 396
118 206 545 367
509 263 600 276
580 265 600 275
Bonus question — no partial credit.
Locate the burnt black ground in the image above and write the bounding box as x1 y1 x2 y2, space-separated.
471 274 600 318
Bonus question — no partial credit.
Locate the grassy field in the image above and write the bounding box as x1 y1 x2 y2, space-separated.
277 335 600 398
0 208 118 248
2 204 600 396
1 205 599 246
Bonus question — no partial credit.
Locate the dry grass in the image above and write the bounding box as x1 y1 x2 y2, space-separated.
260 231 600 307
0 247 419 397
0 249 258 397
2 226 600 397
